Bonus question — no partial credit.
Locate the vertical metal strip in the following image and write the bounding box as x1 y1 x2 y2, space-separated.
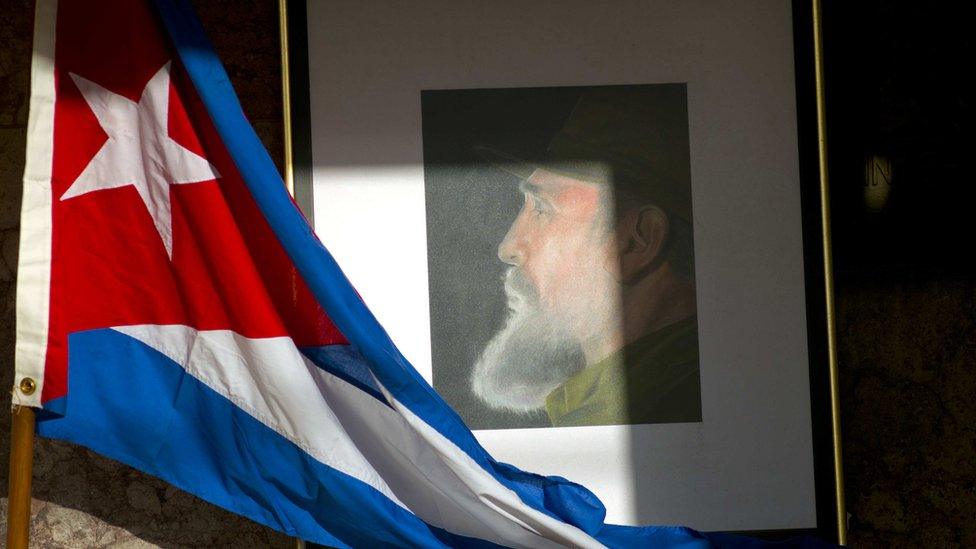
280 3 304 547
811 0 847 544
279 0 294 197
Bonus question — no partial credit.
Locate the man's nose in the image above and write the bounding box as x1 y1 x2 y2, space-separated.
497 227 522 266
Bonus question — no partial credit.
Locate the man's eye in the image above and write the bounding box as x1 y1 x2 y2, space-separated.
529 199 551 217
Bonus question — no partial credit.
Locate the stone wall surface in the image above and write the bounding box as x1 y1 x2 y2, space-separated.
837 277 976 548
1 1 974 548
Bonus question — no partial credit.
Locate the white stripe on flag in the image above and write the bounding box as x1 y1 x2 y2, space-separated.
381 388 605 548
115 324 603 548
112 324 407 508
14 0 58 408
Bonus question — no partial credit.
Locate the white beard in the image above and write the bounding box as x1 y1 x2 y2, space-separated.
470 268 602 413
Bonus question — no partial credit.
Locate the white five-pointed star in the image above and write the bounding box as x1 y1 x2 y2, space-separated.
62 62 219 258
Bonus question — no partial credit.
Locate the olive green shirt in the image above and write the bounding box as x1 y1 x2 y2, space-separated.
545 316 701 427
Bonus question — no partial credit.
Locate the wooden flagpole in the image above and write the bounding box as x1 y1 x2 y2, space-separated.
6 404 36 549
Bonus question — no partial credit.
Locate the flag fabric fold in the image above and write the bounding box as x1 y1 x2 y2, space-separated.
14 0 831 547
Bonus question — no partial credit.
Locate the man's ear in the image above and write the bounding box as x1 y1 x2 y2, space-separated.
615 205 669 284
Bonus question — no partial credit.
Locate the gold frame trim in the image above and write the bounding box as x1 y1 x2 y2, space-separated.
812 0 847 544
279 0 294 197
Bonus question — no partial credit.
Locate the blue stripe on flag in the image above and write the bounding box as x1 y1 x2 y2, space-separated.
37 329 471 548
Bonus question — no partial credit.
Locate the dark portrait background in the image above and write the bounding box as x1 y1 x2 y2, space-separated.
422 87 588 429
422 84 698 430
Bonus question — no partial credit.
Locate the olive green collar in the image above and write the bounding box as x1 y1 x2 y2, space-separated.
545 315 699 426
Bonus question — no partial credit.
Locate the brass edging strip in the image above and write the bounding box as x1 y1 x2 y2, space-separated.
812 0 847 544
279 0 294 196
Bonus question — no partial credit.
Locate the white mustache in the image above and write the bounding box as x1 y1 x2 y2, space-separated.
502 268 537 308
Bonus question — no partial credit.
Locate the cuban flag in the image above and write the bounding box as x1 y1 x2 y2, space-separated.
14 1 827 547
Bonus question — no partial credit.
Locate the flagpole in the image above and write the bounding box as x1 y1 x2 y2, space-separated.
6 404 36 549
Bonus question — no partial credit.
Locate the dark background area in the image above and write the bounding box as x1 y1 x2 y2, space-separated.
422 88 571 430
0 1 973 547
822 2 976 546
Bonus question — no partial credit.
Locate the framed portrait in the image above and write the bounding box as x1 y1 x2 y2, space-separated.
284 0 842 542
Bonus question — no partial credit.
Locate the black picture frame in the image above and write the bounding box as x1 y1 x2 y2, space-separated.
283 0 843 543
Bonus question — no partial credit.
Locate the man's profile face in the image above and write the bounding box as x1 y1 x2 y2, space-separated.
471 168 624 413
497 169 617 334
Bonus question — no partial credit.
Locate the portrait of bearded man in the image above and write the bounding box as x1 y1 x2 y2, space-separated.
467 85 702 427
